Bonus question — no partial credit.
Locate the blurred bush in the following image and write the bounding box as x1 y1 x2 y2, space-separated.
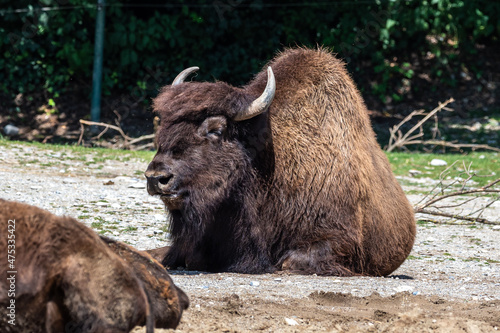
1 0 498 110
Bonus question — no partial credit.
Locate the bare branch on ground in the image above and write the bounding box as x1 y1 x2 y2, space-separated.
386 98 500 153
78 119 155 150
413 163 500 225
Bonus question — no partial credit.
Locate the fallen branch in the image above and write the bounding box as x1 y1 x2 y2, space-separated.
386 98 454 152
78 119 155 150
415 208 499 225
386 98 500 153
415 178 500 210
414 165 500 225
393 140 500 153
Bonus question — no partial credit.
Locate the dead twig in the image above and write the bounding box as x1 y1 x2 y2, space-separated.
394 140 500 153
78 119 155 150
415 208 499 225
386 98 454 152
414 172 500 225
386 98 500 153
415 179 499 210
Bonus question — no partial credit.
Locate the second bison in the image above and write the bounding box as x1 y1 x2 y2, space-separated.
0 199 188 332
146 47 416 276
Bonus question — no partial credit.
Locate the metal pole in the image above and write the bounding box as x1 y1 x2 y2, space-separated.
90 0 105 122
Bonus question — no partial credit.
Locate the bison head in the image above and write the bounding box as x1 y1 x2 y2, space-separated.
145 67 275 216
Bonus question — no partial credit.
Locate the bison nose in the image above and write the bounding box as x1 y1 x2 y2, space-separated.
145 172 176 195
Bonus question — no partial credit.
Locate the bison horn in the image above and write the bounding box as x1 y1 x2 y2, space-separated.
234 66 276 121
172 66 199 85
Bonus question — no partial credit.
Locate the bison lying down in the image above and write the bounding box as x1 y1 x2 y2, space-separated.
146 47 416 276
0 199 188 333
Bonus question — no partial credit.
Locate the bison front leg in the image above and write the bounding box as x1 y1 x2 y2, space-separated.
279 242 358 276
146 245 195 270
146 246 171 263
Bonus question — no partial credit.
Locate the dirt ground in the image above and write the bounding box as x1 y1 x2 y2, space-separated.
133 291 500 333
0 142 499 333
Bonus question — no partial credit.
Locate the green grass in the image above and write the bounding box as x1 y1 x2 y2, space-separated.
0 138 155 162
387 152 499 187
91 222 103 228
486 259 500 264
1 138 498 187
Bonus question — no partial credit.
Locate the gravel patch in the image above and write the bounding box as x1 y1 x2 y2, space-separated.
1 142 499 332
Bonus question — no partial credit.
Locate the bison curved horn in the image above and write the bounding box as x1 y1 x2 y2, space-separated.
172 66 199 86
234 66 276 121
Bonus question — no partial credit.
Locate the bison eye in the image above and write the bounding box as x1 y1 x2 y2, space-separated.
207 129 223 137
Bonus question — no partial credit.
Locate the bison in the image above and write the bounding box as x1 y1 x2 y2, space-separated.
146 47 416 276
0 199 188 332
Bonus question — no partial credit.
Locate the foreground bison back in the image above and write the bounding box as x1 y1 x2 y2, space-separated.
147 47 416 276
0 199 187 332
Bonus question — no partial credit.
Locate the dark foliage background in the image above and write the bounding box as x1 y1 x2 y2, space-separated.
0 0 499 142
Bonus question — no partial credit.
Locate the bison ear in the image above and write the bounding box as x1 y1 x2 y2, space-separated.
197 116 227 140
172 67 199 85
234 66 276 121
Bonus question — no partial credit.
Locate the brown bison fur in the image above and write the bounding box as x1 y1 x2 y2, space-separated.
100 236 189 328
0 199 187 332
147 47 416 276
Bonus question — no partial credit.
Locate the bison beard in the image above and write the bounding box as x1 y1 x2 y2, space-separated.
147 47 416 276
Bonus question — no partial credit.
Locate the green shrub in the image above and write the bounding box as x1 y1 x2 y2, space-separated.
1 0 498 109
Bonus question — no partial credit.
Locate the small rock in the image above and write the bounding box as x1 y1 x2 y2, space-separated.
274 278 282 282
114 176 133 182
154 214 165 221
128 183 146 189
430 159 447 166
284 318 299 326
492 226 500 230
96 202 108 207
30 185 42 190
393 285 413 293
3 124 19 136
409 169 422 176
62 178 77 184
103 180 115 185
479 155 485 159
250 281 260 287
